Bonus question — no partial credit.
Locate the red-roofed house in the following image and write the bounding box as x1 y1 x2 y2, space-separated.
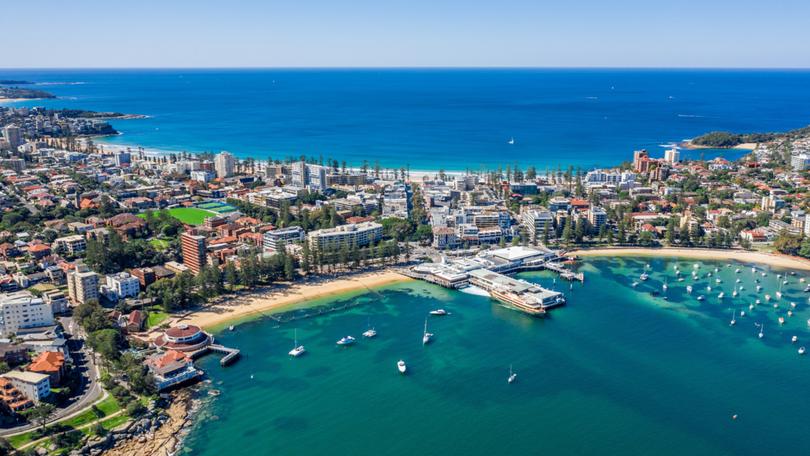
28 351 66 385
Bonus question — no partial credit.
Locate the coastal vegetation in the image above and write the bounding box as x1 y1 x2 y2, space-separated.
691 124 810 148
0 86 55 99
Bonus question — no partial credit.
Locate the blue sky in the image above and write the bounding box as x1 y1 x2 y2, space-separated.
4 0 809 68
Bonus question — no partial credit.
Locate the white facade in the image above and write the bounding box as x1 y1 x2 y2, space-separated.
791 153 810 171
308 222 383 249
522 209 553 243
0 291 55 337
1 371 51 403
105 272 141 299
214 151 235 178
664 148 680 164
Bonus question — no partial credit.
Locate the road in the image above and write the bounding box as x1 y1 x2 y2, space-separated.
0 317 103 437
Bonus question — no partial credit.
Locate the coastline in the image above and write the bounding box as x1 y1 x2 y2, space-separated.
567 247 810 271
680 140 758 150
177 270 412 331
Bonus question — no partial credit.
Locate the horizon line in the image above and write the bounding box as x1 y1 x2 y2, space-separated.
3 65 810 71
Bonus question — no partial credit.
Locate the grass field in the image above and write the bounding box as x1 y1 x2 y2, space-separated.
8 396 122 448
149 238 171 250
147 310 170 328
139 207 215 226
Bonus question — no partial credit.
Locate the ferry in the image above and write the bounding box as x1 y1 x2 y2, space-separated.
429 309 448 316
397 360 407 374
336 336 356 346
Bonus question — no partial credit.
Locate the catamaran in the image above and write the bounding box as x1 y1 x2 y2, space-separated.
422 319 433 345
288 329 306 357
362 318 377 338
507 365 517 384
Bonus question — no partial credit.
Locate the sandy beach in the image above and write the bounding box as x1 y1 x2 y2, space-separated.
680 140 758 151
179 270 411 330
568 247 810 271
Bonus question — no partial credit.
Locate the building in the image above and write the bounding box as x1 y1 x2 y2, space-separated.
180 232 207 274
0 370 50 404
153 324 212 352
0 377 33 413
214 151 235 178
27 351 66 385
791 153 810 171
105 272 141 300
114 151 131 167
0 159 25 173
664 148 680 164
190 170 215 183
52 235 86 255
145 349 202 391
0 291 55 337
42 290 69 314
521 209 553 243
66 270 99 305
587 206 608 230
633 149 651 173
262 226 305 252
307 222 383 250
1 125 23 149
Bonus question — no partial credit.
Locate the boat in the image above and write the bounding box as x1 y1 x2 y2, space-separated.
336 336 356 346
422 319 433 345
288 330 306 357
429 309 448 316
758 324 765 339
765 294 771 301
788 310 793 317
799 347 807 355
807 318 810 327
761 272 767 277
363 328 377 338
740 310 746 317
755 299 761 305
778 317 785 325
697 295 705 301
640 273 649 281
735 278 741 283
662 282 668 292
735 268 741 273
694 263 700 269
751 267 756 273
632 281 639 288
677 277 684 282
507 365 517 384
715 278 722 284
791 302 797 308
397 360 407 374
228 325 235 331
714 267 719 273
718 292 725 299
729 309 736 326
507 137 515 145
732 288 738 297
686 285 693 294
801 278 806 283
707 286 712 292
792 335 798 343
773 303 779 309
749 304 754 311
756 285 762 291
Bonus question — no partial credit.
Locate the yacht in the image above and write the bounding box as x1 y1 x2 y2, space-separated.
507 365 517 384
363 328 377 338
398 360 407 374
288 330 306 357
697 295 705 301
422 319 433 345
507 137 515 145
686 285 693 294
791 335 798 343
632 281 639 288
640 273 649 281
430 309 448 316
336 336 356 346
778 317 785 325
799 347 806 355
729 310 736 326
718 292 725 299
758 324 765 339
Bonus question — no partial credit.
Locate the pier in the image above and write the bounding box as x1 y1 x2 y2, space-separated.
209 344 241 366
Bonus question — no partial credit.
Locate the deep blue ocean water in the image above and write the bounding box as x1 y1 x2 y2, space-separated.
3 69 810 170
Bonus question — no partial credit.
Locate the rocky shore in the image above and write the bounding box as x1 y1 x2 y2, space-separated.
69 391 194 456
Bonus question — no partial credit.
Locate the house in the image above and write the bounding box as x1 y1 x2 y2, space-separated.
118 310 146 333
27 351 66 385
145 349 202 391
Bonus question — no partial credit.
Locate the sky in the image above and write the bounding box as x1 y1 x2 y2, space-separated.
3 0 810 68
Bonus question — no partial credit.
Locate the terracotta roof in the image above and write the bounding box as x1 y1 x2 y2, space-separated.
28 351 65 374
164 325 202 339
149 349 190 369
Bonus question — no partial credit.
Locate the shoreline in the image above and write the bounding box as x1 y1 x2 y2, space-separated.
176 270 412 331
567 247 810 271
680 140 758 150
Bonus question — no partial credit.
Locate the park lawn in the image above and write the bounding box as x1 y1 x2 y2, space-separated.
99 414 130 431
8 396 122 449
147 310 170 328
149 238 171 250
139 207 215 226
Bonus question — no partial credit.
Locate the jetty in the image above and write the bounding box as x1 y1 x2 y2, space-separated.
209 344 241 366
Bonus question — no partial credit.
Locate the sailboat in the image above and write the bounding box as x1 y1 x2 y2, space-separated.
288 329 306 357
732 287 738 297
398 360 407 374
758 323 765 339
422 319 434 345
362 318 377 338
729 309 736 326
507 365 517 384
686 285 693 294
507 137 515 145
662 280 668 292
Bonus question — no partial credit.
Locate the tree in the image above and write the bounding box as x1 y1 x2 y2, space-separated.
22 403 56 428
87 329 124 360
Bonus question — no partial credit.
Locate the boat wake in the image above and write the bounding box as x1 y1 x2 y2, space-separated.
460 285 491 297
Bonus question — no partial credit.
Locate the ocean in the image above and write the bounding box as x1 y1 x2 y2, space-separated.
182 258 810 456
4 69 810 170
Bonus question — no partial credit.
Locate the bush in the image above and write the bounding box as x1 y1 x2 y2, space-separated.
125 401 146 418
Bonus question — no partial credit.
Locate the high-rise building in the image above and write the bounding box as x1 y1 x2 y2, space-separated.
181 232 207 274
114 151 131 167
1 125 22 150
307 222 383 250
664 148 680 164
262 226 305 252
214 151 235 178
521 209 554 243
67 270 99 305
587 206 608 230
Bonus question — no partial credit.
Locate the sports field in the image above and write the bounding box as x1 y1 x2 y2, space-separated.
140 207 215 225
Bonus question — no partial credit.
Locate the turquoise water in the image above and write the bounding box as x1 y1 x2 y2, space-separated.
183 258 810 455
5 69 810 169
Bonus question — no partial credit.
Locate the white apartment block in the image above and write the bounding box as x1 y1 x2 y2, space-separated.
263 226 305 252
308 222 383 250
105 272 141 299
0 291 55 337
521 209 553 243
1 371 51 403
53 235 86 255
67 270 99 305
